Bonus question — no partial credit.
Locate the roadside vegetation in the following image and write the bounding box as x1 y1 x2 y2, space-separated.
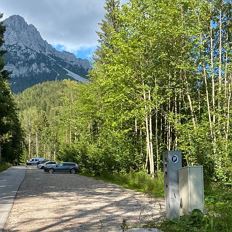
156 184 232 232
0 162 11 172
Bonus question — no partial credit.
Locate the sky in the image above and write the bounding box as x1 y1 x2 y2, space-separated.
0 0 127 60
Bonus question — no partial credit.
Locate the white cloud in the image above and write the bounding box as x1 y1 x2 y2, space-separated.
0 0 106 51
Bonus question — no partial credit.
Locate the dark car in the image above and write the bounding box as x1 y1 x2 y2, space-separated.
44 162 78 174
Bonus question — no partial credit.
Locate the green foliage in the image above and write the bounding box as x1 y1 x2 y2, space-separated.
15 0 232 182
157 209 209 232
152 184 232 232
15 80 79 160
57 138 142 175
0 14 23 163
204 184 232 231
0 162 11 172
89 0 232 181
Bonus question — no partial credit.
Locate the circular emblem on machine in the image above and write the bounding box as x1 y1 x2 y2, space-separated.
171 155 178 163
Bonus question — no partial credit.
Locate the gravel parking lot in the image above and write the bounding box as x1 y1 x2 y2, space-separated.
4 167 165 232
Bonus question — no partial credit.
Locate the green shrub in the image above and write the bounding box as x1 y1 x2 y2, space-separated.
0 162 11 172
156 183 232 232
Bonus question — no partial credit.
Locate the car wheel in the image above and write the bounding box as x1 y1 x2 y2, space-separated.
49 169 54 174
70 169 76 174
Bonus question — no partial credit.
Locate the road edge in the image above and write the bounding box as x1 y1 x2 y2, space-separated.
0 166 26 232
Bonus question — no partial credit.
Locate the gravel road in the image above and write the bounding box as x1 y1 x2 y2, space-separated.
4 167 165 232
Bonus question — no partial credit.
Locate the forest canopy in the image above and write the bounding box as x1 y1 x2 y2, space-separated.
16 0 232 182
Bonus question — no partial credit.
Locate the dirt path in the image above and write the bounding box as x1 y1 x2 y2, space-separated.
4 167 165 232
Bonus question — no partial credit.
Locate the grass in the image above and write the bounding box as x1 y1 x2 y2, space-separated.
153 183 232 232
0 162 11 172
83 171 164 198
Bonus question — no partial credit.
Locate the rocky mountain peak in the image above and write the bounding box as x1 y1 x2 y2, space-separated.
4 15 27 30
3 15 91 93
4 15 52 54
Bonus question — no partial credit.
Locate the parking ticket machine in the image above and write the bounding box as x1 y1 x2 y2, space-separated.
164 151 182 219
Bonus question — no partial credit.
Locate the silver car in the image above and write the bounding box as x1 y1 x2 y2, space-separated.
26 157 45 165
38 161 56 169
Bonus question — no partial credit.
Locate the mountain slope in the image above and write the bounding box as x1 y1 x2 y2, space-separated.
3 15 90 93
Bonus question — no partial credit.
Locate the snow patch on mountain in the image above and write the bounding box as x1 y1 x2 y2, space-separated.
64 68 89 83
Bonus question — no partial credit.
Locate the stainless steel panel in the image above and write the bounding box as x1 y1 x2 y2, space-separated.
179 166 204 215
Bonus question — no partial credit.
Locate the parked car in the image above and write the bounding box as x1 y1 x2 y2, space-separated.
44 162 78 174
26 157 45 165
37 159 49 164
37 161 56 169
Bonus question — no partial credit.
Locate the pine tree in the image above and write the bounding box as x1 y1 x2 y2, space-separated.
0 13 23 163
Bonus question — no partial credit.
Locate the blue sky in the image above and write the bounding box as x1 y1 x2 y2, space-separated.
74 46 97 60
53 44 97 61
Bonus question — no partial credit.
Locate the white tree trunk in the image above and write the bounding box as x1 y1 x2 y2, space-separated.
28 133 31 159
36 132 39 157
148 90 154 177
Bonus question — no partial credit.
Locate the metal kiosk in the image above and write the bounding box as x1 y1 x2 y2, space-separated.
164 151 182 219
179 166 204 215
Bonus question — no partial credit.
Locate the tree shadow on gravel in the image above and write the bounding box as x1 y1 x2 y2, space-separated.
4 168 165 232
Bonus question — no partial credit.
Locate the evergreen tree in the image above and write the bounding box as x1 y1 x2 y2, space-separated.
0 13 23 163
